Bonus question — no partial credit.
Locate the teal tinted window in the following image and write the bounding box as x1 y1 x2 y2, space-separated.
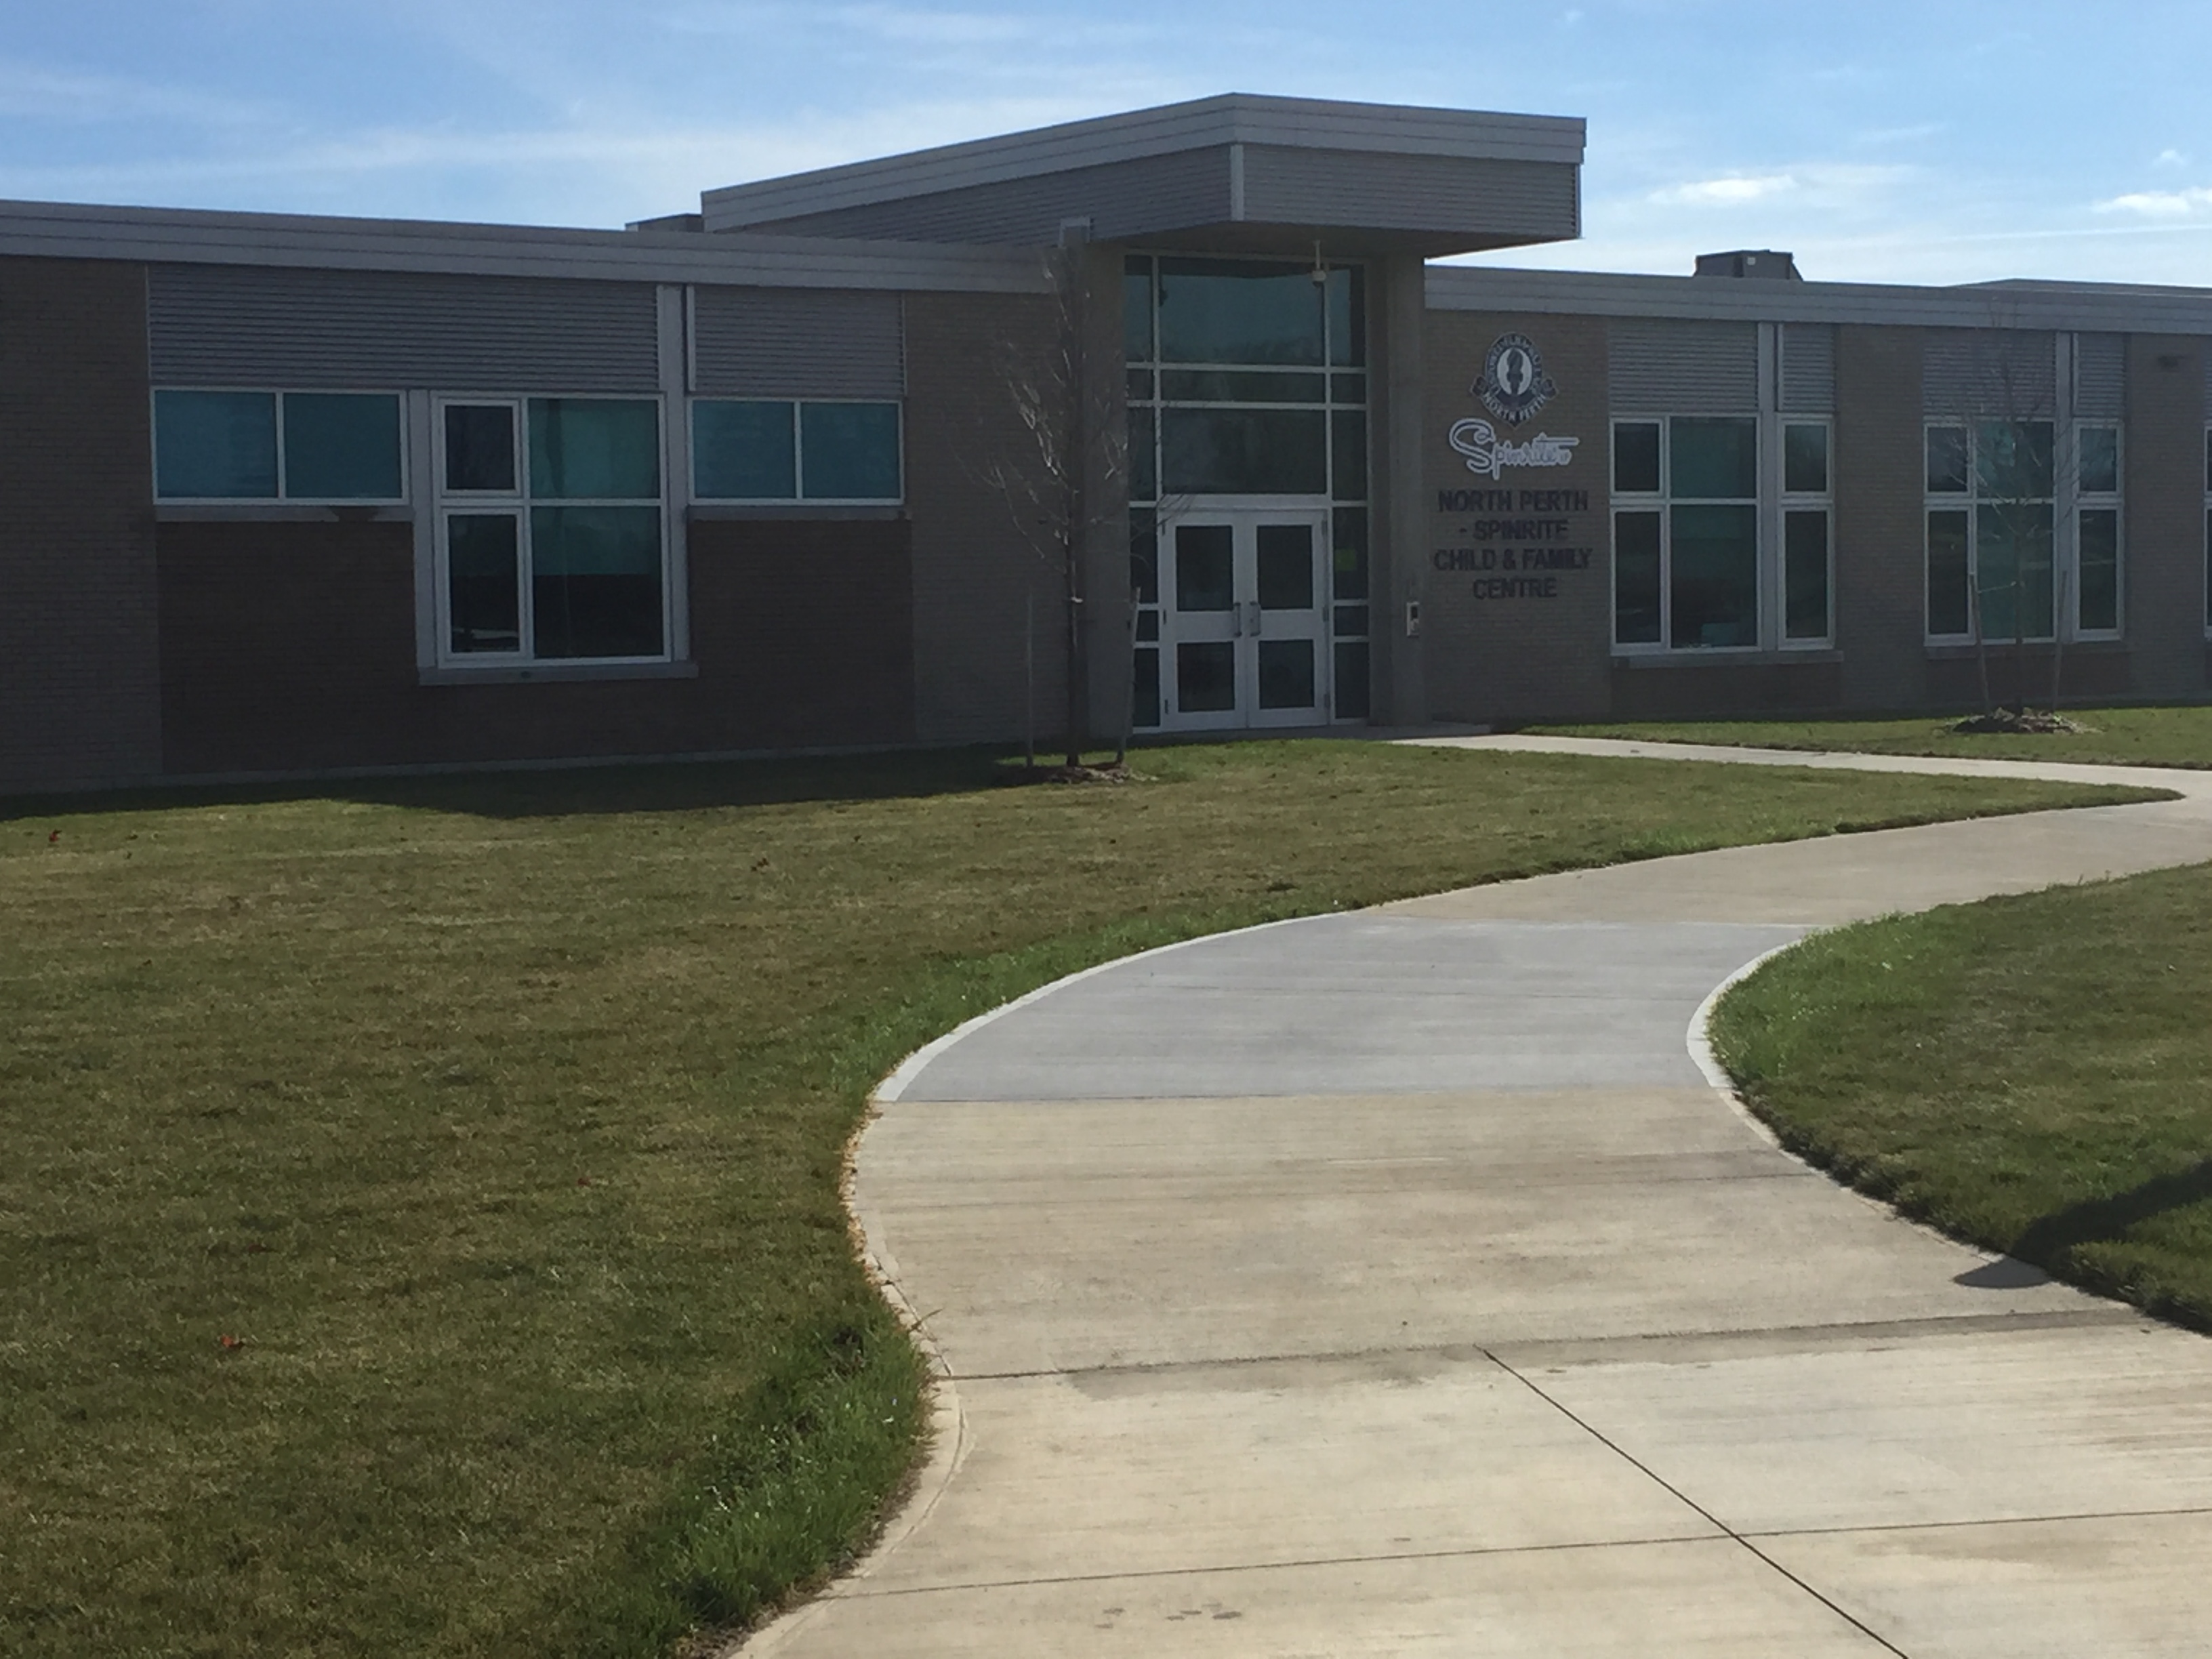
1160 369 1326 403
1332 507 1368 601
1129 406 1156 504
800 402 901 499
1975 419 2053 500
1784 510 1829 640
1614 423 1660 493
447 514 520 654
1161 407 1327 494
1783 423 1828 495
1331 410 1368 502
1669 503 1757 647
1326 268 1365 367
1124 256 1154 362
529 398 658 499
1927 426 1969 493
1614 511 1662 644
693 400 795 499
2080 426 2119 495
1669 417 1757 499
1157 258 1326 366
1975 501 2054 639
2078 508 2119 632
284 392 401 499
1928 510 1971 636
1334 641 1370 719
155 390 276 499
529 506 663 658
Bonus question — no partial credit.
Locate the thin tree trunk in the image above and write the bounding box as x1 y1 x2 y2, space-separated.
1024 588 1036 771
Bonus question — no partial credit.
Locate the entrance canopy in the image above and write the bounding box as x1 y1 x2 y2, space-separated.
699 94 1584 258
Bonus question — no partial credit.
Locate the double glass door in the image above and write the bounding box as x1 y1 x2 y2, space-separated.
1158 512 1330 730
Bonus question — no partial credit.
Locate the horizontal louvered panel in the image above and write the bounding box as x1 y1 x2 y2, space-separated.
739 148 1232 245
691 287 903 398
148 264 659 391
2074 333 2125 419
1240 147 1576 239
1779 323 1835 412
1922 329 2056 417
1607 318 1758 413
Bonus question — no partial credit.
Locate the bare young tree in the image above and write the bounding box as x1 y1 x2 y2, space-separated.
976 231 1130 770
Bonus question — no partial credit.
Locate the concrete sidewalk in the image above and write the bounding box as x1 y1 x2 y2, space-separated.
744 740 2212 1658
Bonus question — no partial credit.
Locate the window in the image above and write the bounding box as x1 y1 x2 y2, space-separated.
1925 419 2060 643
1611 416 1760 650
691 399 901 502
438 397 665 663
2076 424 2121 636
1782 422 1832 643
154 389 403 501
1124 253 1368 725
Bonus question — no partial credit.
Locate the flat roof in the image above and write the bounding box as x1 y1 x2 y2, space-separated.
701 93 1586 232
1429 262 2212 335
0 197 1050 292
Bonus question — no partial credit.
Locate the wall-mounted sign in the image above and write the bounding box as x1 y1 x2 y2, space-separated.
1476 332 1555 425
1447 418 1580 481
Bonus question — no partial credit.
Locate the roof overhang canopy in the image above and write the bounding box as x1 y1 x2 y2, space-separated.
701 94 1585 259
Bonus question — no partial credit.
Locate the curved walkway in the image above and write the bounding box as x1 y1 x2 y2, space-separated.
751 740 2212 1658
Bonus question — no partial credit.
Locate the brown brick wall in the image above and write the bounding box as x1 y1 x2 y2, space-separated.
903 289 1069 746
2123 335 2207 700
0 258 163 793
1421 310 1612 724
157 517 914 776
1833 325 1929 710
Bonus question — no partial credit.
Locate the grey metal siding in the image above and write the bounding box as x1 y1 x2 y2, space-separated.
1780 322 1835 411
1606 318 1759 412
148 263 659 390
690 287 903 397
721 148 1233 245
2075 332 2125 419
1921 329 2057 417
1238 147 1577 240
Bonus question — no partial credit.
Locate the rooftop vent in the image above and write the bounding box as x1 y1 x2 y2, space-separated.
1694 249 1801 281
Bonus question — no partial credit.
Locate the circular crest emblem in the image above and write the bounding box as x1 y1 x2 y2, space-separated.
1476 333 1556 426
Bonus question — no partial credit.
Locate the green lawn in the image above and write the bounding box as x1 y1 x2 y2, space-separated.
1538 705 2212 769
1713 862 2212 1330
0 741 2153 1659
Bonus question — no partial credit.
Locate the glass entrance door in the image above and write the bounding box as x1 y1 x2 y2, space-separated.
1158 512 1330 731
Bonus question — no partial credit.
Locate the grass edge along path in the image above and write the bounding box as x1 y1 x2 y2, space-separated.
1535 705 2212 771
0 743 2168 1659
1711 863 2212 1338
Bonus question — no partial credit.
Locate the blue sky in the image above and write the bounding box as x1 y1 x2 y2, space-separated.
7 0 2212 286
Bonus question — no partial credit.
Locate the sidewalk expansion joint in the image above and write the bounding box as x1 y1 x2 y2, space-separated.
951 1307 2150 1383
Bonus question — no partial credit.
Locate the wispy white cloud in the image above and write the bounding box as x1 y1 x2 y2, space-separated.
0 56 279 128
2095 187 2212 218
1651 173 1795 206
2154 148 2188 169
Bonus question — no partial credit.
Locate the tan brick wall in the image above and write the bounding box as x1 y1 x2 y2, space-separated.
0 258 163 793
1833 325 1929 710
2123 335 2207 700
903 289 1070 747
1420 310 1611 724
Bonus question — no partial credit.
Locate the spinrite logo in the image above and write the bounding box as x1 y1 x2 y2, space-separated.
1448 418 1579 481
1475 332 1555 425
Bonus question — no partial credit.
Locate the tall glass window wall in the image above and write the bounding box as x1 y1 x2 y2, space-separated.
1124 255 1369 727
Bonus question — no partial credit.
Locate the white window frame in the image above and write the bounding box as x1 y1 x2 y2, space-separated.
150 386 409 506
432 392 672 669
687 397 905 506
1923 417 2114 646
1776 416 1835 649
2071 422 2123 641
1610 413 1765 655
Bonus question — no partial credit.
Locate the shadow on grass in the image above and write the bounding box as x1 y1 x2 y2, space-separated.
0 746 1040 825
2009 1160 2212 1272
